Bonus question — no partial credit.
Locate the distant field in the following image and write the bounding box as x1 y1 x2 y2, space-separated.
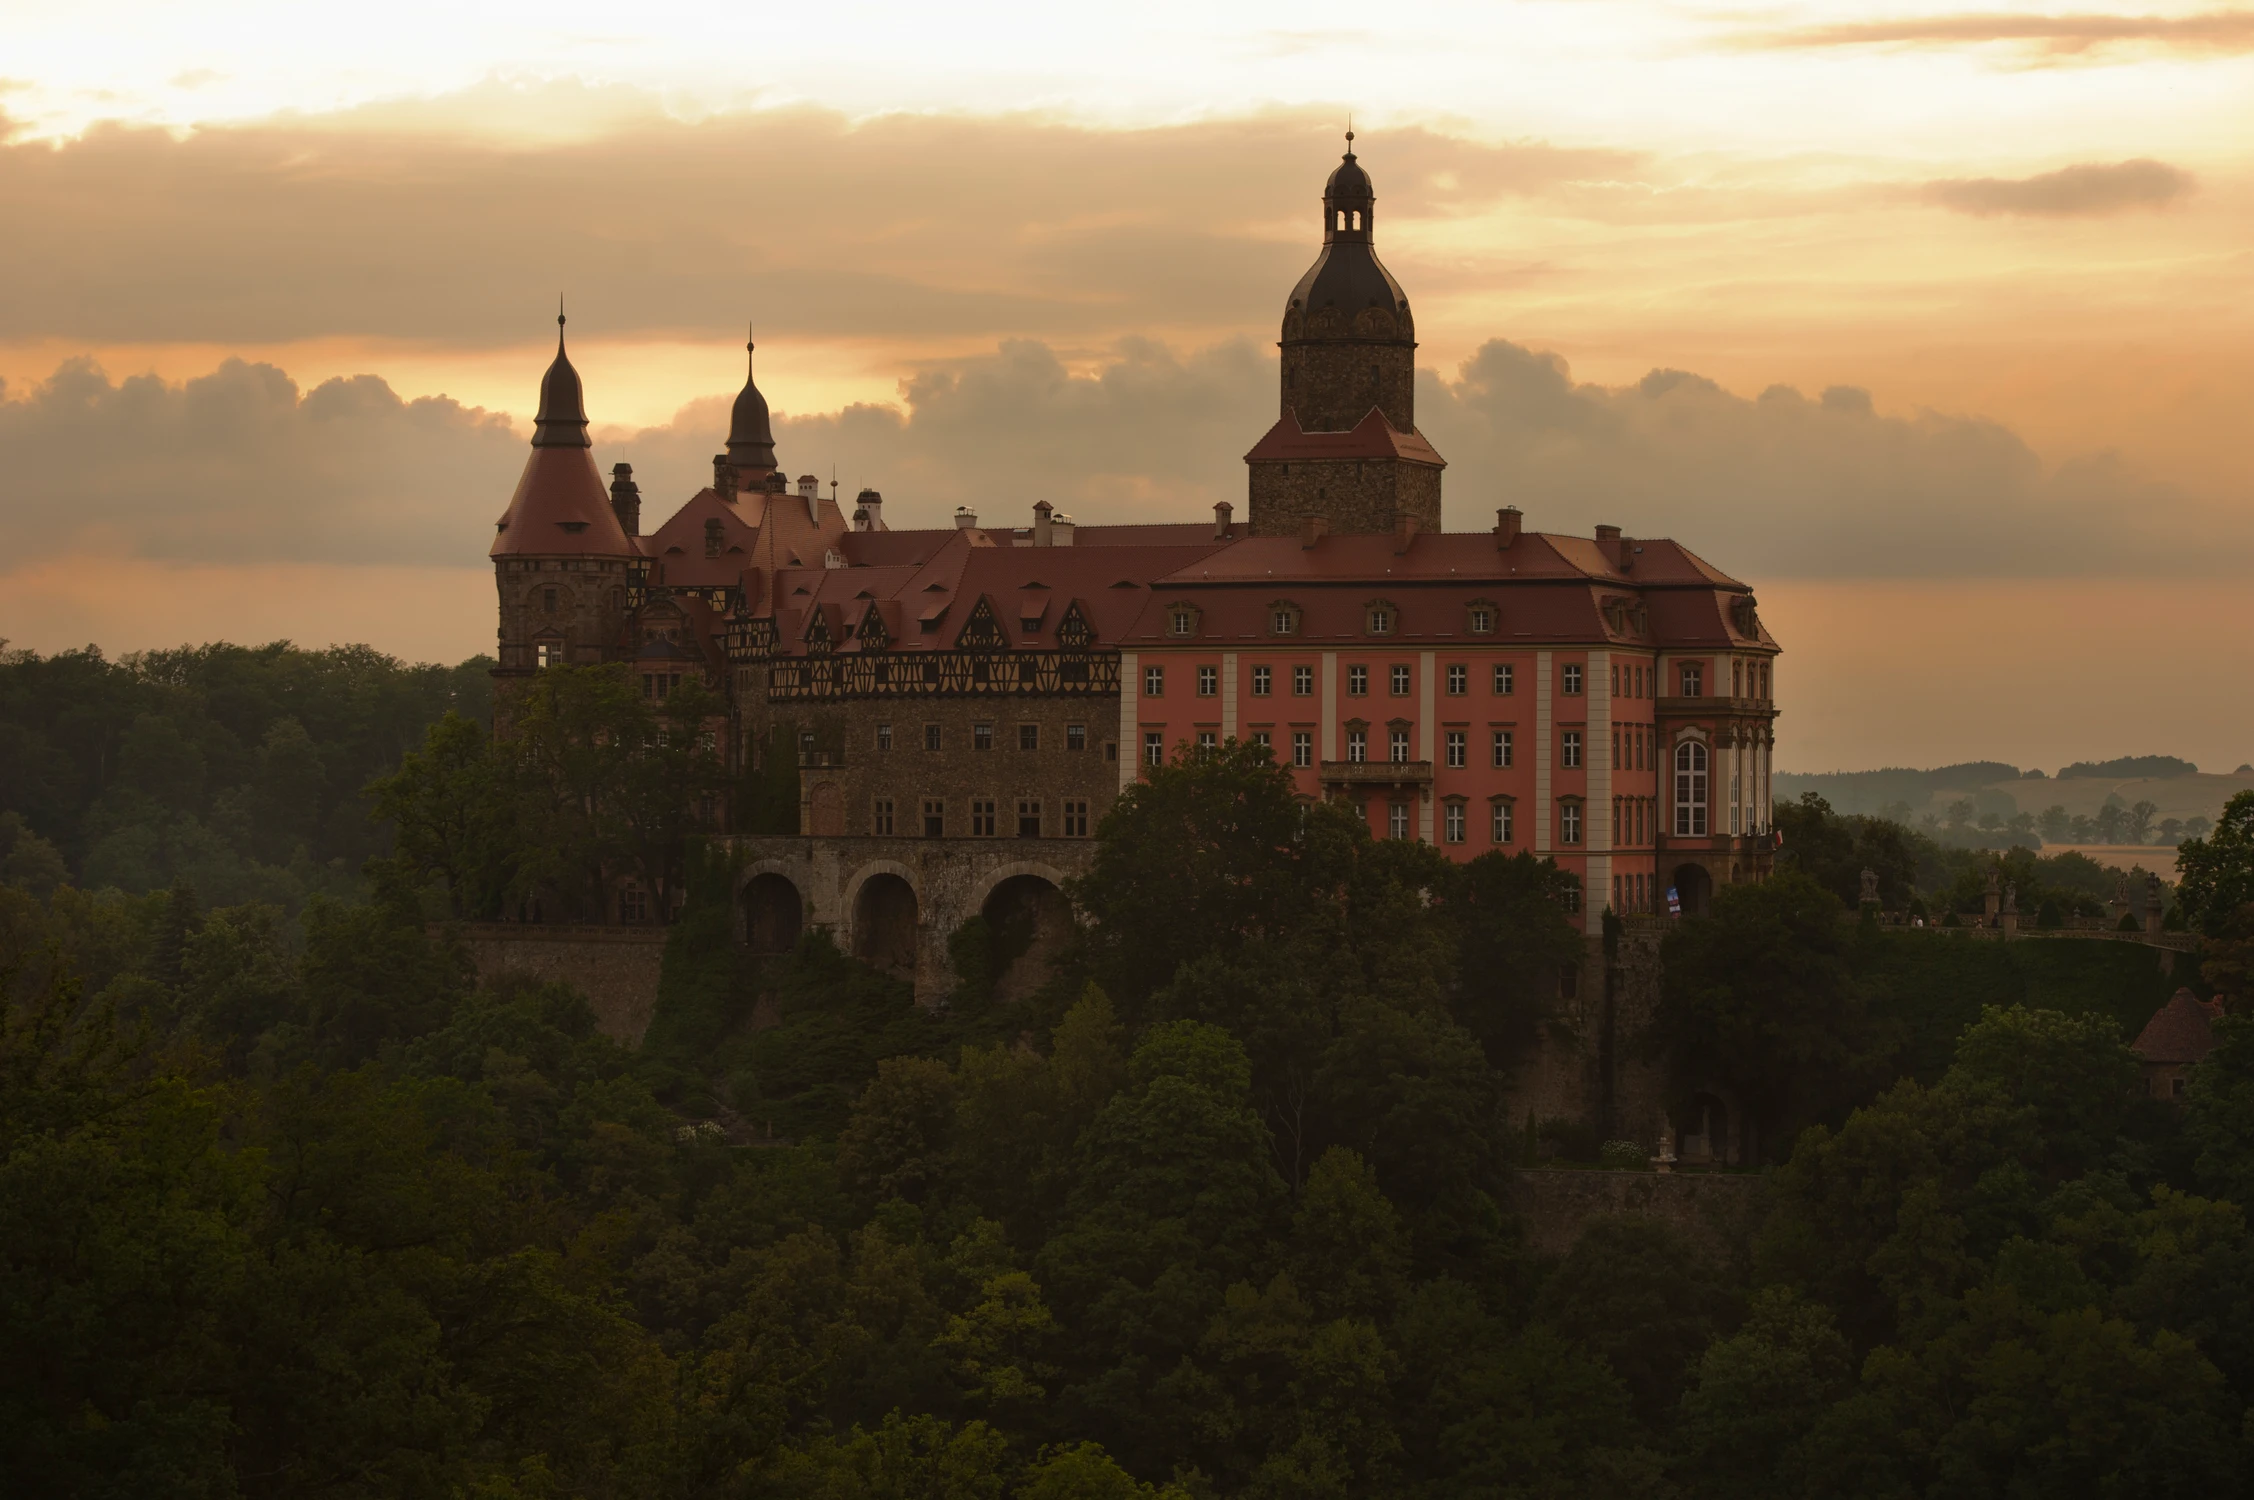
2040 845 2182 881
1776 766 2254 828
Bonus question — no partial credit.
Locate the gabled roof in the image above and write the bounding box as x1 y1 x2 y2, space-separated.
2133 989 2223 1066
1244 407 1445 467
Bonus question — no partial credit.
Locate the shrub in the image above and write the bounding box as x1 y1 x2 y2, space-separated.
2036 897 2063 930
1598 1140 1648 1171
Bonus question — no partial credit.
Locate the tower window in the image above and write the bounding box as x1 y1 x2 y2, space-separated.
542 587 557 614
1352 210 1362 230
1336 210 1346 231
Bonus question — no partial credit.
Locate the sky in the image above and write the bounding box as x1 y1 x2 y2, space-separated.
0 0 2249 772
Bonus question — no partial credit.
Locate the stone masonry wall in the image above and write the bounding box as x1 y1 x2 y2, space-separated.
457 923 668 1046
1247 456 1443 537
1279 334 1416 433
1512 1168 1769 1261
786 695 1125 839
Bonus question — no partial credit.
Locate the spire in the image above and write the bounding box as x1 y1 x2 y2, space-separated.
726 320 777 474
531 303 591 449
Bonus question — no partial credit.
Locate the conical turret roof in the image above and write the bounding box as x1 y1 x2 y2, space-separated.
492 312 633 557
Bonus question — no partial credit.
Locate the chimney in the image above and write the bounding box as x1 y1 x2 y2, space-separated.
1033 499 1054 547
1051 513 1076 546
797 474 820 501
1299 514 1330 549
609 463 641 536
1393 511 1419 555
712 454 737 499
1213 500 1233 539
857 487 884 530
851 505 870 532
955 507 979 531
1596 524 1632 569
1496 506 1522 549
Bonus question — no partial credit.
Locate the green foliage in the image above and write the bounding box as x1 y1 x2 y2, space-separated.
0 640 489 908
1773 792 1921 908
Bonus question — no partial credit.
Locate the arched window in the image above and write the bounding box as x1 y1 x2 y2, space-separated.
1336 210 1346 231
1351 210 1362 230
1674 742 1709 837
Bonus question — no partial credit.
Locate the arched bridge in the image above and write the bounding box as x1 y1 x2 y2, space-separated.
727 836 1097 1005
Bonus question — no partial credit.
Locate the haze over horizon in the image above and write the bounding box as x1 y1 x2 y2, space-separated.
2 0 2249 773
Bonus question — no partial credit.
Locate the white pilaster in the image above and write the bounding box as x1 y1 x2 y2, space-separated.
1221 651 1238 740
1589 649 1611 909
1418 649 1436 842
1118 650 1138 790
1535 650 1553 853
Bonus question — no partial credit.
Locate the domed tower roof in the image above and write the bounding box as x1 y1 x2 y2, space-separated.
726 325 777 473
493 311 633 558
531 310 591 448
1284 130 1412 343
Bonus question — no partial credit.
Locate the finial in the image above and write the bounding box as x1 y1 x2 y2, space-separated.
1345 114 1354 151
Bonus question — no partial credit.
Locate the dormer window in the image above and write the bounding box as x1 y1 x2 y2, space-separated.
1269 603 1299 636
1467 604 1495 635
1169 606 1197 638
1366 605 1394 636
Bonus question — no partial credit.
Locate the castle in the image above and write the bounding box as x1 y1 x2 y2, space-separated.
488 136 1781 1090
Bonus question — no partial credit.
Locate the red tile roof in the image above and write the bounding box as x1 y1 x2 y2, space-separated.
1244 407 1445 466
490 445 635 557
2133 988 2223 1066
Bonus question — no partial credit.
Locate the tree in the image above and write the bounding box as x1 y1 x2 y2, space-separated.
1654 869 1876 1153
2126 799 2158 845
2175 791 2254 938
366 710 517 918
1673 1287 1852 1498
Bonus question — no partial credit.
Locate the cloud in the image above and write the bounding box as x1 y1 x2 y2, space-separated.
2 338 2237 582
0 357 524 567
0 94 1628 347
1414 340 2241 578
1923 158 2195 215
1738 9 2254 57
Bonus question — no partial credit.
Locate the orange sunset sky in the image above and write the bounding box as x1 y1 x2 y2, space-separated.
1 0 2249 773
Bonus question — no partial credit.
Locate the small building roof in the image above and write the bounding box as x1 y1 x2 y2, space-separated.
2132 988 2223 1066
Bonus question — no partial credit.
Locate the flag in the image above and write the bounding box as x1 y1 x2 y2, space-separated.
1667 886 1682 917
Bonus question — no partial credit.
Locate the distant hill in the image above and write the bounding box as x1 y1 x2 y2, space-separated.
1772 762 2023 816
2059 755 2198 779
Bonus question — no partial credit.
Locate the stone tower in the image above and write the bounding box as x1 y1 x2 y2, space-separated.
1246 134 1445 538
490 313 637 693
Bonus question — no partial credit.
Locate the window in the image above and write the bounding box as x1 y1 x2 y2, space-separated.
970 799 997 836
1388 728 1410 763
1734 661 1744 698
1611 665 1619 696
873 799 894 835
1445 730 1466 768
1562 664 1583 695
1493 663 1515 695
1066 724 1086 752
1347 729 1367 763
1469 606 1495 635
1197 665 1218 697
1562 879 1582 915
1253 730 1271 751
1105 740 1118 761
542 586 557 614
620 885 647 923
876 723 893 751
1018 800 1042 837
1611 728 1621 770
1348 665 1369 696
1390 664 1411 696
1761 664 1771 699
1679 662 1704 697
1292 730 1313 768
1252 665 1272 696
1388 803 1410 839
536 642 559 668
1675 742 1710 836
1444 802 1466 843
1145 732 1165 767
1169 607 1195 637
1367 607 1393 635
1019 723 1039 751
924 724 942 751
799 730 816 757
1063 800 1090 837
1446 664 1467 695
1144 665 1165 696
1292 665 1314 697
974 722 994 751
1272 607 1296 635
1197 731 1218 752
1562 731 1582 769
1493 730 1514 768
1492 800 1515 844
923 799 945 837
1560 800 1583 845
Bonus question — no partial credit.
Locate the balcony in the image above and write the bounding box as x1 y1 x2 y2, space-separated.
1318 759 1434 789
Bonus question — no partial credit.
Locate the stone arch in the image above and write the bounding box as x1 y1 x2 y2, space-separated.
742 870 805 954
973 864 1076 1005
847 862 921 976
1670 862 1714 918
